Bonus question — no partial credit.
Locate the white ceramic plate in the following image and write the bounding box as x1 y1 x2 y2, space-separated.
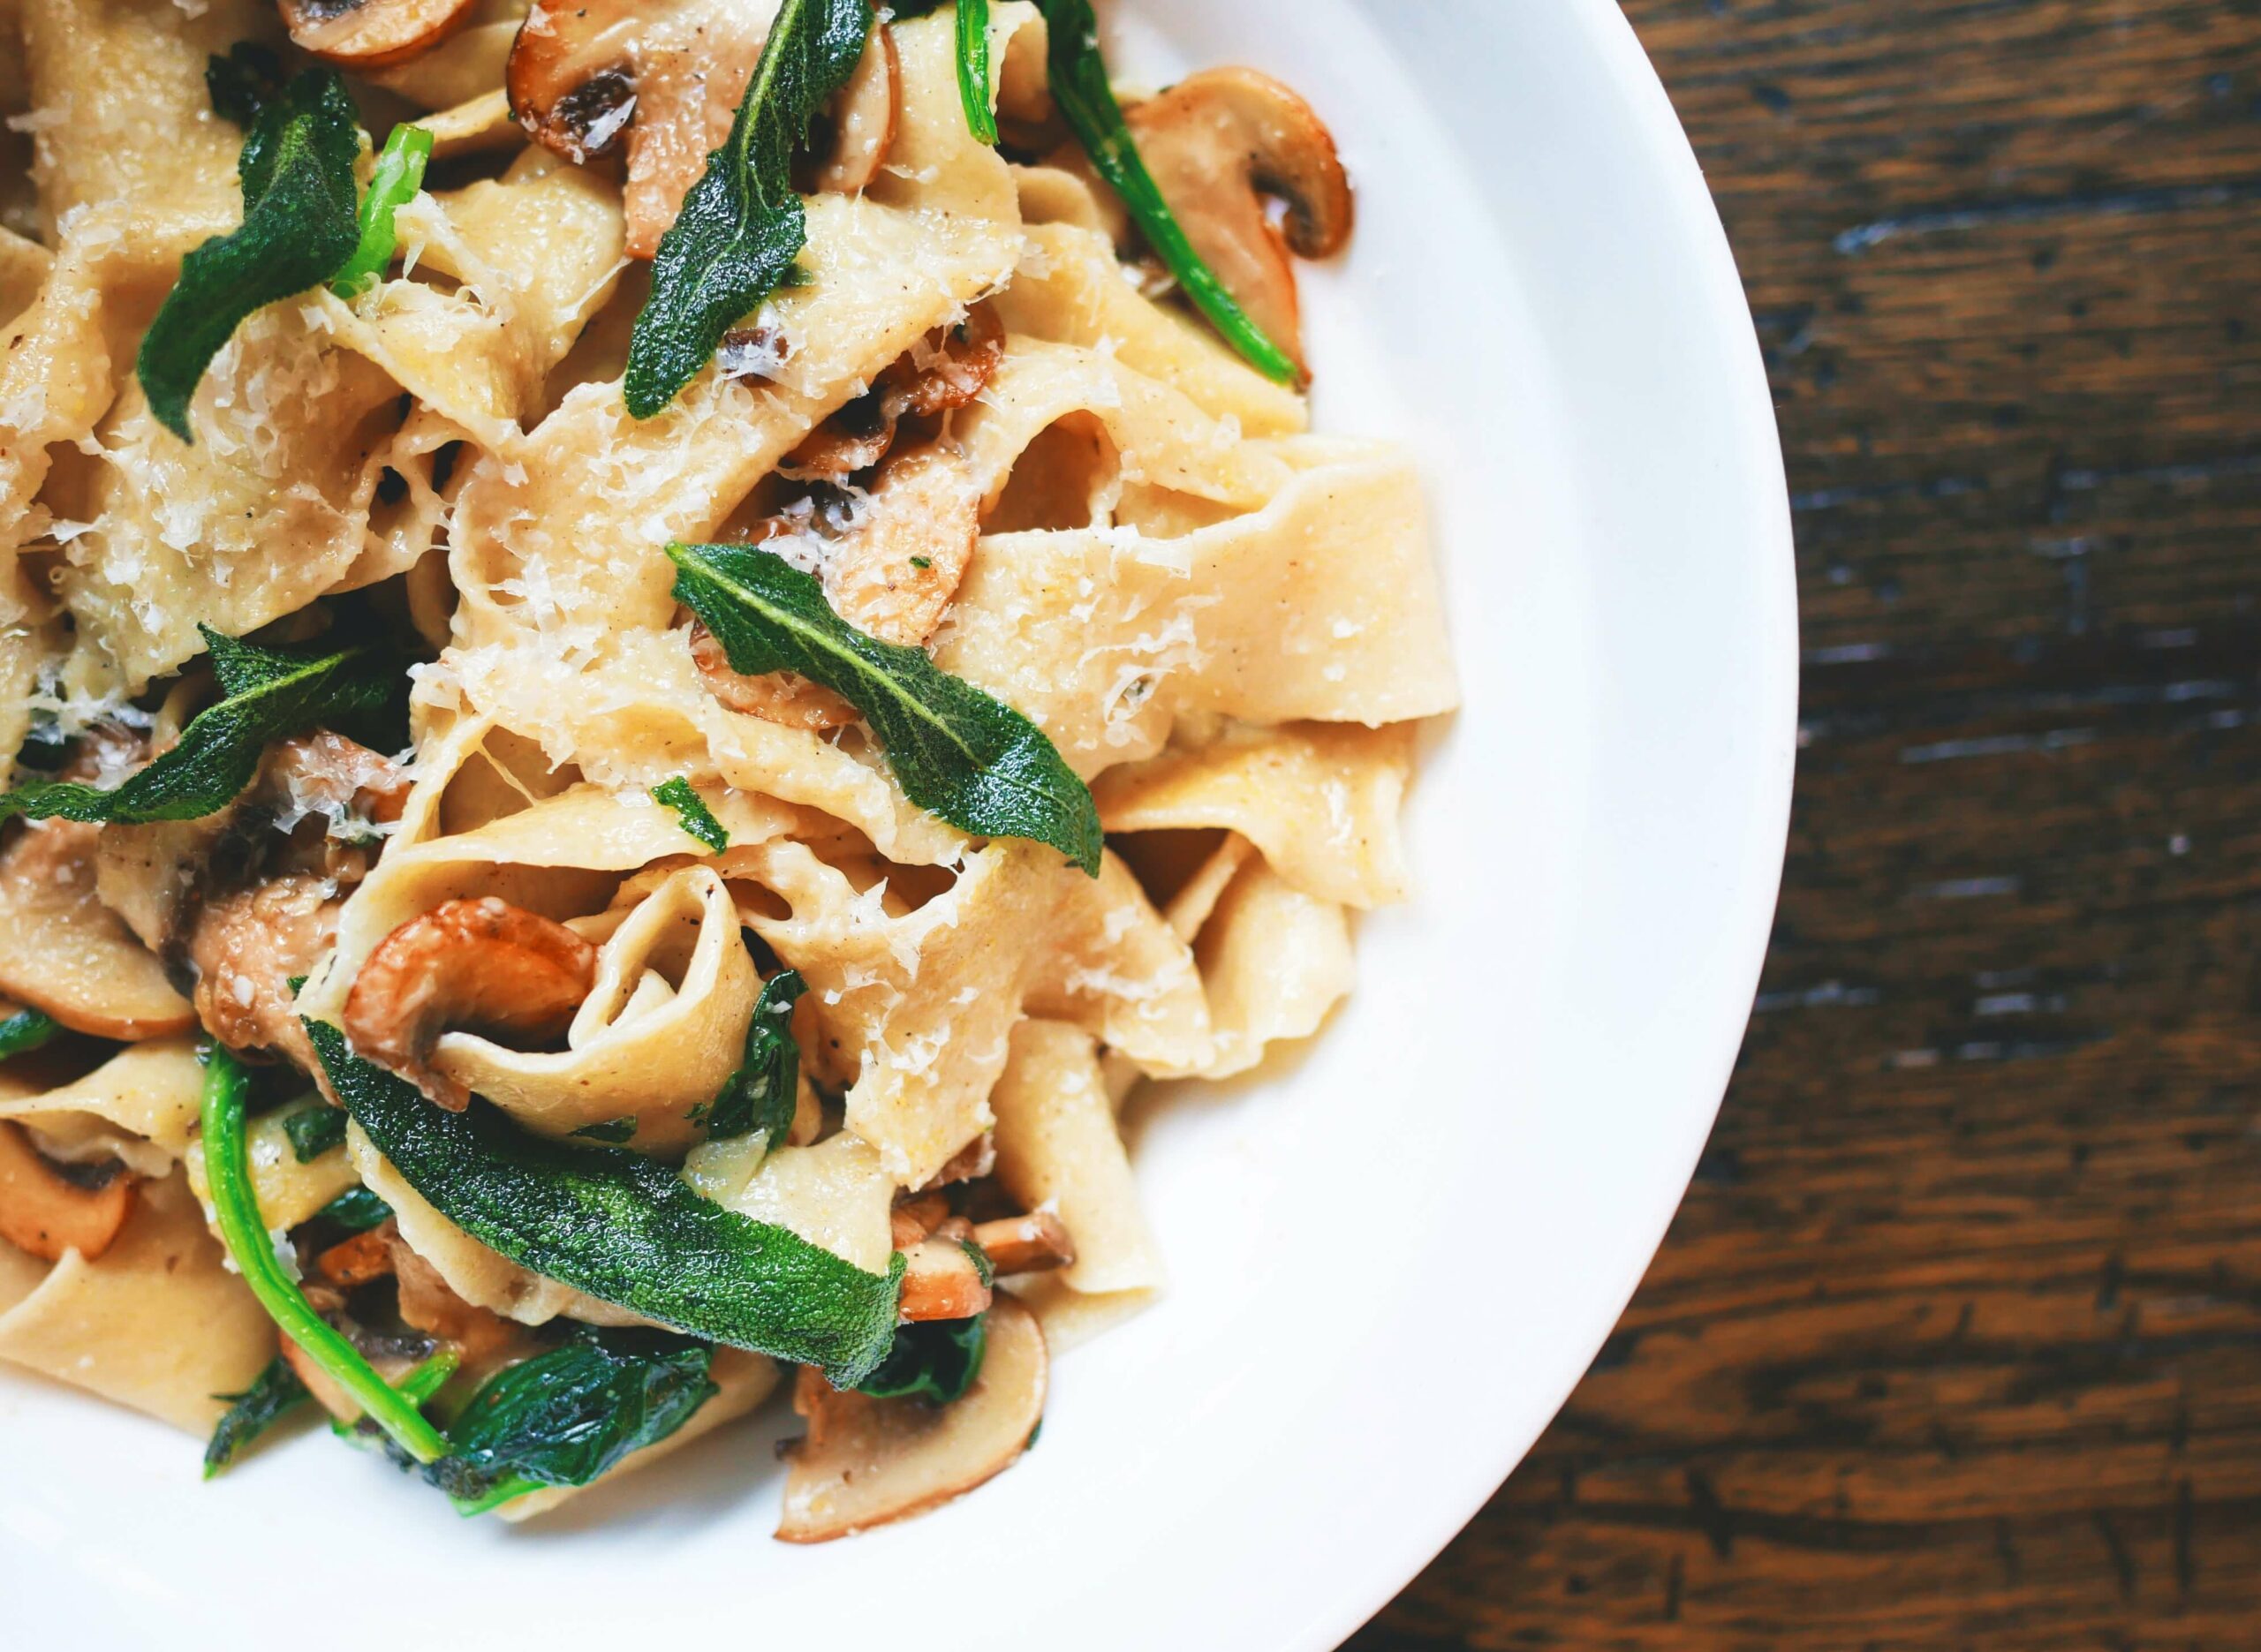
0 3 1794 1646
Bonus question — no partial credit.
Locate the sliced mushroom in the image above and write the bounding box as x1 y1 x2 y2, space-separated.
778 1293 1047 1543
689 617 860 734
510 1 901 258
0 1120 135 1263
315 1223 396 1287
781 306 1005 484
278 0 483 70
0 820 195 1041
826 444 985 648
972 1211 1075 1276
1121 67 1354 377
312 1217 526 1376
343 896 599 1111
186 872 341 1070
897 1236 993 1324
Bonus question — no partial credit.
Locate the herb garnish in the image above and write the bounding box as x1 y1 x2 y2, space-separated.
624 0 873 418
653 776 730 853
571 1117 639 1145
1034 0 1299 383
282 1101 348 1164
858 1313 987 1406
200 1045 450 1464
900 0 999 142
314 1185 393 1233
427 1325 719 1515
0 629 393 828
705 969 806 1143
0 1008 61 1061
138 68 363 441
308 1021 904 1387
203 1356 312 1477
330 124 433 299
668 542 1102 875
205 42 285 127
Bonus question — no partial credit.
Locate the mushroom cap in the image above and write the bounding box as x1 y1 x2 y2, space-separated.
277 0 485 71
342 896 599 1111
0 1120 136 1264
1123 66 1356 375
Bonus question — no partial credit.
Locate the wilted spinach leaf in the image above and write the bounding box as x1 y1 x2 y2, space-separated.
857 1312 986 1406
203 1355 312 1477
283 1101 347 1164
704 969 805 1143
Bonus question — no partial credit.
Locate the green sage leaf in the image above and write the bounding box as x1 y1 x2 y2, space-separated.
307 1021 904 1387
205 42 285 128
624 0 873 418
0 628 395 828
653 776 730 853
667 542 1101 875
138 67 364 441
330 124 433 298
203 1355 312 1478
705 969 805 1143
1034 0 1299 383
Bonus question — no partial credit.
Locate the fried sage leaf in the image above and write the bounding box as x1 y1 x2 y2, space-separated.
668 542 1102 875
138 66 363 441
203 1355 313 1478
0 629 394 828
431 1325 719 1515
308 1022 904 1387
705 969 806 1143
1034 0 1298 383
624 0 872 418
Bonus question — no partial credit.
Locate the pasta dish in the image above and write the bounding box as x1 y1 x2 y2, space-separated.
0 0 1455 1536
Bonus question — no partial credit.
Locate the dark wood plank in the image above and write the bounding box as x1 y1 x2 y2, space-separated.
1349 1 2261 1645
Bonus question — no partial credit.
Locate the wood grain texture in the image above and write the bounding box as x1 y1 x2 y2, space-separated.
1349 2 2261 1647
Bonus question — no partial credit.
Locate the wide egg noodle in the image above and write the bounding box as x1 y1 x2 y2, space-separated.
0 1169 274 1433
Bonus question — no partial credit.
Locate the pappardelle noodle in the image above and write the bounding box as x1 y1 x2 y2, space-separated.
0 0 1456 1536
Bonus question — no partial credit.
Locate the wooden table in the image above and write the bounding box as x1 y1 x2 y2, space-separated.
1350 3 2261 1645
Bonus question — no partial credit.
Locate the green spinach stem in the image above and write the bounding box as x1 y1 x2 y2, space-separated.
200 1044 450 1464
956 0 999 144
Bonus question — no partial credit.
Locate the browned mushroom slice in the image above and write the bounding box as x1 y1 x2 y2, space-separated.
278 0 483 70
1121 67 1354 376
0 1120 136 1263
778 1293 1047 1543
187 872 342 1071
826 444 985 647
342 896 599 1111
689 619 861 734
780 306 1005 484
509 0 643 162
0 820 195 1041
972 1211 1075 1276
897 1236 993 1323
315 1223 396 1287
